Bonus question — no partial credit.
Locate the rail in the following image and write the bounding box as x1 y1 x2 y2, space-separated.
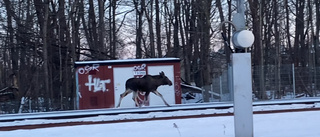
1 97 320 122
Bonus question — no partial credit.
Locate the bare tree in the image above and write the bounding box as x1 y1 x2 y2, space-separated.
181 0 192 83
98 0 106 58
145 0 155 57
155 0 162 57
34 0 51 109
216 0 231 62
3 0 17 86
173 0 180 58
134 0 145 58
109 0 117 58
273 0 282 98
163 0 173 57
316 1 320 65
293 0 305 66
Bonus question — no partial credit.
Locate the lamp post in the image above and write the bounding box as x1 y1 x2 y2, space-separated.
231 0 254 137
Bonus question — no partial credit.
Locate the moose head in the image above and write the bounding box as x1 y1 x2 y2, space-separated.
159 71 172 86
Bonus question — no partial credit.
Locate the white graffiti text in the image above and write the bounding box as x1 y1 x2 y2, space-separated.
78 64 100 74
85 75 111 92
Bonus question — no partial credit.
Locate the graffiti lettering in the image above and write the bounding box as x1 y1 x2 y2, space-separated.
85 75 111 92
133 64 146 77
133 71 146 76
133 64 146 71
78 64 100 74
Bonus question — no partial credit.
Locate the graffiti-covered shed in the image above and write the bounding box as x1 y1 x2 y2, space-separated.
75 58 181 109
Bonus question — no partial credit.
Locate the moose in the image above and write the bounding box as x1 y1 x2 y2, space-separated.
116 71 172 108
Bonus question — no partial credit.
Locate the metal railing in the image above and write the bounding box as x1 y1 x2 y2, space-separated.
209 64 320 101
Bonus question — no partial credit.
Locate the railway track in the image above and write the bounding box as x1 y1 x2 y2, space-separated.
1 98 320 131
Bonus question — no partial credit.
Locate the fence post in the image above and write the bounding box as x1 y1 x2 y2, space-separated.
220 76 223 101
228 64 234 101
292 63 296 98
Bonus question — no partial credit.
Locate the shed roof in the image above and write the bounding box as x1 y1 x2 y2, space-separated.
75 58 180 66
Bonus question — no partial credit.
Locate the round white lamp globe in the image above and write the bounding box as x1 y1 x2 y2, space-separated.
232 30 255 48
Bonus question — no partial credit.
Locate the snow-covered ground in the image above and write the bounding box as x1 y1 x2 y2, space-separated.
0 111 319 137
1 104 320 137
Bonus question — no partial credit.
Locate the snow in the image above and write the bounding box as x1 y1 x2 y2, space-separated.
1 104 320 137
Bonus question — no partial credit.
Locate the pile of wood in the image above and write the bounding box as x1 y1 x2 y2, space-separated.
0 87 17 102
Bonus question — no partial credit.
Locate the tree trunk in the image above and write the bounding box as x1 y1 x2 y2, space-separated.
58 0 64 104
134 0 144 58
293 0 305 66
200 0 212 85
88 0 99 59
248 0 266 99
80 0 92 53
36 0 51 110
314 0 320 91
4 0 21 112
155 0 162 57
285 0 293 63
182 0 192 83
3 0 18 82
108 0 117 58
216 0 231 62
111 0 117 58
70 0 80 109
146 0 155 57
192 0 200 86
98 0 106 59
164 0 172 57
273 0 281 98
173 0 180 58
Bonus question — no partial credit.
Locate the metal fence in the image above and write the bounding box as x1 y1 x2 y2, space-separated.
2 64 320 113
209 64 320 102
211 66 232 102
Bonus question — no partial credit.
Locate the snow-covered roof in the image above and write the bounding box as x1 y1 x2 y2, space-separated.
181 83 203 94
181 83 202 91
75 58 180 65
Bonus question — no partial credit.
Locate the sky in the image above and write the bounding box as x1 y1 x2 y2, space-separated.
1 104 320 137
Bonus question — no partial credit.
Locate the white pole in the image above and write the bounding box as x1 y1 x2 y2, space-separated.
232 53 254 137
220 76 223 101
18 97 25 113
29 99 32 112
292 63 296 98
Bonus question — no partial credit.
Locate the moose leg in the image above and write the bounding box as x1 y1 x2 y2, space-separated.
116 89 133 108
132 91 140 107
142 92 150 106
152 90 170 107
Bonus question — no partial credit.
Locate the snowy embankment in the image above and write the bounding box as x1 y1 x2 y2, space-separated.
0 103 319 128
0 104 320 137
